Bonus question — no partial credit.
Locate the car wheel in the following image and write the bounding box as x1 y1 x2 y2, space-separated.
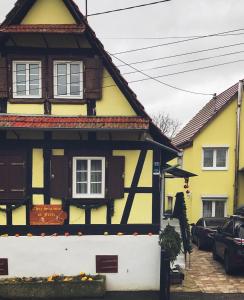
224 252 234 275
212 243 219 261
197 237 203 250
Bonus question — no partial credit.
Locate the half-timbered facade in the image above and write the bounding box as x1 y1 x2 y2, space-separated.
0 0 179 291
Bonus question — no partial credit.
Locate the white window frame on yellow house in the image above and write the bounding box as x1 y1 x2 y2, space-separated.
72 157 105 199
202 146 229 170
54 61 84 99
12 61 42 98
201 196 227 218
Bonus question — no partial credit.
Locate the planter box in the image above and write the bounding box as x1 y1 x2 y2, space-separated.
0 276 106 299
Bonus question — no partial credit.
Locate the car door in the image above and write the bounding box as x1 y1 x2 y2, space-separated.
216 220 234 259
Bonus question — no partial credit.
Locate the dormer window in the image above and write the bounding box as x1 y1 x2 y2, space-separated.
54 61 83 99
13 61 42 98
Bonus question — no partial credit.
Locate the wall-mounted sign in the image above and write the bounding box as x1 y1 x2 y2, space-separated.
153 162 160 175
30 205 67 225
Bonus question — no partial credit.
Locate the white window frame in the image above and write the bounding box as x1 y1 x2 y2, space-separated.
72 157 105 199
201 196 227 217
202 146 228 170
13 61 42 99
54 61 84 99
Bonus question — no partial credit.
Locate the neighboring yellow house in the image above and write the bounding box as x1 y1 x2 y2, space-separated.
166 80 244 223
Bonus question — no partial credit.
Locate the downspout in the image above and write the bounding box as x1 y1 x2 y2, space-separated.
234 80 243 211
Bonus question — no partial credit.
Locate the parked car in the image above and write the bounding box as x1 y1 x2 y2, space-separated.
212 215 244 274
191 217 226 250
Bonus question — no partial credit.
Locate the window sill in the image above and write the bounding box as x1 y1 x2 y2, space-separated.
202 167 228 171
9 98 45 104
50 99 86 104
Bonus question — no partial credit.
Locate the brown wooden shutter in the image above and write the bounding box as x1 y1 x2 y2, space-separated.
50 156 69 198
0 56 8 99
84 58 103 100
47 56 54 100
107 156 125 199
8 155 26 199
0 157 9 200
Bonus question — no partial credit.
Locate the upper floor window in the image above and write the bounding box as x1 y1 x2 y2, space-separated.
72 157 105 199
202 147 228 170
54 61 83 99
13 61 42 98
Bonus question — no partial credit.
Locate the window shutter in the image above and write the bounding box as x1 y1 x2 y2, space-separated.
50 156 69 198
8 155 26 200
0 56 8 99
47 56 54 100
84 58 103 100
107 156 125 199
0 157 9 199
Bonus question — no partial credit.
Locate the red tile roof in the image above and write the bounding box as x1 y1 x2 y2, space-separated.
0 24 85 34
0 115 149 130
172 81 239 148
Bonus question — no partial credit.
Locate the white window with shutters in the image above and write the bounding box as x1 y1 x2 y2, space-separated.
54 61 83 99
12 61 42 98
72 157 105 199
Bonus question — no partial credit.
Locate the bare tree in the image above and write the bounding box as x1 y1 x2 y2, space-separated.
152 112 181 139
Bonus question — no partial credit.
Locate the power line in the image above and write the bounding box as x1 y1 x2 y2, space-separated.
87 0 171 17
109 52 214 96
101 32 244 40
120 49 244 76
111 28 244 55
116 41 244 67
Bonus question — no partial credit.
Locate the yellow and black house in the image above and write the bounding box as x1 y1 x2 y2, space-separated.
0 0 181 291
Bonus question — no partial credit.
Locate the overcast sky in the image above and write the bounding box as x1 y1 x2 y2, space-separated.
1 0 244 126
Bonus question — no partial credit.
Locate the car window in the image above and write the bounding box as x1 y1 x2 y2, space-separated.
196 219 203 226
205 219 226 227
223 221 234 234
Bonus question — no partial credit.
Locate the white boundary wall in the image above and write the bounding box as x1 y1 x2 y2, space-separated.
0 235 160 291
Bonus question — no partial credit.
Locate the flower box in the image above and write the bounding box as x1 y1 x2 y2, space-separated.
0 275 106 299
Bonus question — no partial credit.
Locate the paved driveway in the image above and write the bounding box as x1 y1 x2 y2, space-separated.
171 246 244 293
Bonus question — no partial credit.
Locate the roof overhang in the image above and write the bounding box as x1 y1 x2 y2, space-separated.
164 164 197 178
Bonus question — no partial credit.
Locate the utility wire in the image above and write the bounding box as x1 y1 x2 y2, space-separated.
87 0 171 17
120 49 244 76
116 41 244 67
109 52 214 96
112 28 244 55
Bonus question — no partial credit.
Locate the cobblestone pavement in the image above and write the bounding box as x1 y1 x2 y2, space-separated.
171 246 244 294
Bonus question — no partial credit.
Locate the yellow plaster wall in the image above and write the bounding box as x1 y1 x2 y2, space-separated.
91 206 107 224
33 195 44 205
21 0 76 25
166 99 237 223
96 70 137 116
69 206 85 224
7 104 44 115
52 149 65 156
0 207 7 225
32 149 44 188
112 196 127 224
51 105 87 116
12 206 26 225
128 194 152 224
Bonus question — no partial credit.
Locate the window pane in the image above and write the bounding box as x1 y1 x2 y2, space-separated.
57 64 67 95
29 64 39 75
16 64 26 96
77 171 87 182
91 172 102 182
216 149 227 167
70 64 80 96
91 183 102 194
203 201 212 217
29 85 39 96
91 160 102 171
203 149 214 167
76 183 87 194
77 160 87 171
215 201 225 217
